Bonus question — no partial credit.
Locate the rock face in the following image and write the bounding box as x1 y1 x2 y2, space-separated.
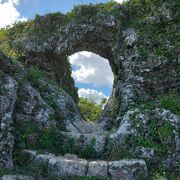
0 0 179 178
0 72 17 168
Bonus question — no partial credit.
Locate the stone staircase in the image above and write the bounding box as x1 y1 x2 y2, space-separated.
21 150 148 180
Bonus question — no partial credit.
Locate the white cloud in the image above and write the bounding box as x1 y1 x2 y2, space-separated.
78 88 108 104
69 51 114 87
0 0 27 28
114 0 125 3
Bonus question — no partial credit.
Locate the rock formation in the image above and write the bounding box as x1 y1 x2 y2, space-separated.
0 0 179 179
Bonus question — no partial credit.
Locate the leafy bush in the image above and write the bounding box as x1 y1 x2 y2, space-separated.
38 128 64 155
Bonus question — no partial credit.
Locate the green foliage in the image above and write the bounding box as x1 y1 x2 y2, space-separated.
125 0 179 62
159 95 180 115
27 66 45 87
13 121 39 165
38 128 64 155
67 1 118 21
78 98 103 122
0 28 20 59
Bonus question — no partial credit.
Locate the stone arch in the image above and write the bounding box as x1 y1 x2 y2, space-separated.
52 22 121 122
22 14 139 123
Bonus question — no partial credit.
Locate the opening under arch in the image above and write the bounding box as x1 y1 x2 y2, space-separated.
69 51 114 122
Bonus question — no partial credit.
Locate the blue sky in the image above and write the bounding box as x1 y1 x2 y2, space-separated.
17 0 110 19
0 0 120 101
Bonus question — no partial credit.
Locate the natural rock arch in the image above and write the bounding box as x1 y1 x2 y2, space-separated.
0 1 179 178
20 4 178 130
22 10 142 120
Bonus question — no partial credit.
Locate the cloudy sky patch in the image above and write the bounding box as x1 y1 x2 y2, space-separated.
0 0 26 28
78 88 108 104
70 51 114 88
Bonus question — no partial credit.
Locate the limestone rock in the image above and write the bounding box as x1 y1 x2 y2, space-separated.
48 156 88 178
108 159 148 180
87 161 108 177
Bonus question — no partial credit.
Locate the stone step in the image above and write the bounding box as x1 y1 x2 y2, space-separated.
0 175 34 180
61 131 107 154
22 150 148 180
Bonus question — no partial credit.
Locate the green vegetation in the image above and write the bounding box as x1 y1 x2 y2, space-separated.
38 128 64 155
80 138 97 158
78 98 106 122
127 108 178 178
27 66 45 87
129 115 176 155
102 141 136 161
132 0 178 61
159 95 180 115
0 28 20 59
67 1 117 20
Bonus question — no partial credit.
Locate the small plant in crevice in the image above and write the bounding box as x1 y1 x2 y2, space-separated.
102 141 136 161
27 66 45 87
80 138 97 159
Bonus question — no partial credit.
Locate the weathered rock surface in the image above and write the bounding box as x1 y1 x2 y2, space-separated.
0 72 18 168
108 160 148 180
87 161 108 177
